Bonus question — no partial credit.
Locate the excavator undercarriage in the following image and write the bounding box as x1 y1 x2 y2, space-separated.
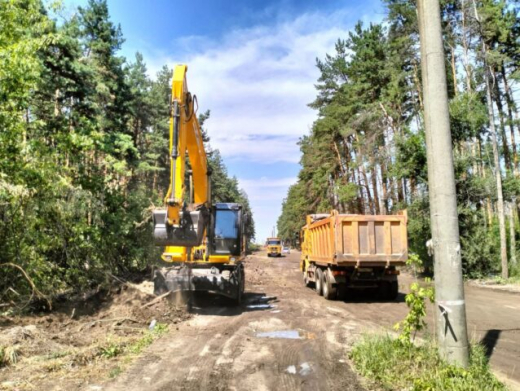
153 263 245 303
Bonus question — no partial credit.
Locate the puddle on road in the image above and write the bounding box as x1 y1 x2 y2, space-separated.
255 330 315 340
247 296 276 308
299 362 311 375
286 363 312 376
247 304 276 310
256 330 301 339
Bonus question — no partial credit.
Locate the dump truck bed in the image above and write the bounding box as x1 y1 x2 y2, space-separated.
303 211 408 267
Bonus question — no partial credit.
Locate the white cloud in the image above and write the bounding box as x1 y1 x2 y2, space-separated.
134 4 384 240
238 176 298 201
140 7 382 164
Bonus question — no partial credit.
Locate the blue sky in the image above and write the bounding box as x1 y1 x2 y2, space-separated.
62 0 385 242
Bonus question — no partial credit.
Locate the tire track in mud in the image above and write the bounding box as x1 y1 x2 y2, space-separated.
98 253 369 391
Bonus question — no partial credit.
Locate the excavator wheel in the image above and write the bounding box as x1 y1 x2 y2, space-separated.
233 265 245 305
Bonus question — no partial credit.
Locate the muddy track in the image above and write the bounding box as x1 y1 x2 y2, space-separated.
100 253 369 391
97 251 520 391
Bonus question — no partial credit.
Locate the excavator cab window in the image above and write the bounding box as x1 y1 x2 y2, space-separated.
215 210 238 239
211 203 242 256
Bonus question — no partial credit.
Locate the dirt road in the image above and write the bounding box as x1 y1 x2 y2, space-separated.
97 251 520 391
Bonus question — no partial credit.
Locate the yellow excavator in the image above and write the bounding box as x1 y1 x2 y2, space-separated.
152 65 247 304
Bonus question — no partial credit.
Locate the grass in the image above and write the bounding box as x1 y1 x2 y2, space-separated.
127 322 168 354
491 274 520 286
0 345 19 367
109 366 123 378
97 323 169 360
350 334 507 391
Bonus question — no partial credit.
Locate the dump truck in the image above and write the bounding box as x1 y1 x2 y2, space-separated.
300 210 408 300
266 237 282 257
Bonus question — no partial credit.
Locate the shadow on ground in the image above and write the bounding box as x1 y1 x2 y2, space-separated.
342 290 407 304
186 291 278 316
480 328 520 359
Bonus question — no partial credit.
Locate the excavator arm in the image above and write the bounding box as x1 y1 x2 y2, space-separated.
153 65 211 247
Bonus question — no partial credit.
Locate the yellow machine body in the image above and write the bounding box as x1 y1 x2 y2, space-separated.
152 65 246 302
266 237 282 257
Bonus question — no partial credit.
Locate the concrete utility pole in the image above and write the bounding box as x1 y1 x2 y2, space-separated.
417 0 470 367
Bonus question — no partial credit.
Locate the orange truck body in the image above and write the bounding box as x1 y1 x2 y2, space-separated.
300 210 408 300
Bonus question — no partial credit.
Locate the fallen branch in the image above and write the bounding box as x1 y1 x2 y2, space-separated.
79 317 139 331
140 291 171 309
107 272 126 284
0 263 52 310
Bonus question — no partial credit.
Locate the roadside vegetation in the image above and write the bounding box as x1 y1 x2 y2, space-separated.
0 278 189 388
350 335 506 391
351 254 506 390
277 0 520 280
0 0 255 308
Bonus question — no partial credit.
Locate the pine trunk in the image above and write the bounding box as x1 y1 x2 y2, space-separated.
501 67 519 176
509 202 517 267
493 70 512 172
484 56 508 279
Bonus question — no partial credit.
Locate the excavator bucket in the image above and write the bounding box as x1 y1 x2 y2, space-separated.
153 208 209 247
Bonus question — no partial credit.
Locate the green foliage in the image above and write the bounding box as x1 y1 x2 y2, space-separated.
100 341 123 359
394 282 435 345
393 254 435 345
99 323 168 360
278 0 520 280
350 335 506 390
0 345 19 367
128 323 168 355
0 0 255 303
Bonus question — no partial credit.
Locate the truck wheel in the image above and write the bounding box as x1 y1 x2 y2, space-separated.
378 282 390 300
337 284 347 301
323 270 337 301
389 281 399 300
315 268 324 296
303 271 313 288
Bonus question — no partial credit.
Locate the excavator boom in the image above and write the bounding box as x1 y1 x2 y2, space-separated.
153 65 210 247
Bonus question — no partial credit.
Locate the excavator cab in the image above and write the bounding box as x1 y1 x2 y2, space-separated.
209 203 244 256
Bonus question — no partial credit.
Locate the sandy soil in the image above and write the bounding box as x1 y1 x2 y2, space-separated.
3 252 519 391
0 276 190 390
100 251 520 391
98 253 372 391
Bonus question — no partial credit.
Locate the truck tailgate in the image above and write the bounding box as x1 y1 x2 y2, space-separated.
336 214 407 266
305 211 408 267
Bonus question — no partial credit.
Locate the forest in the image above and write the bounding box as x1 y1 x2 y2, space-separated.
0 0 255 304
277 0 520 278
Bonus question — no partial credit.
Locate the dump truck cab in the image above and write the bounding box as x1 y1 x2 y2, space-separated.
266 237 282 257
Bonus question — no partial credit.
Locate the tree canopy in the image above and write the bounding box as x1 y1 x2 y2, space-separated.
0 0 255 303
278 0 520 277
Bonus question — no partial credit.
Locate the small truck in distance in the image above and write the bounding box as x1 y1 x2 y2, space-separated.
266 237 282 257
300 210 408 300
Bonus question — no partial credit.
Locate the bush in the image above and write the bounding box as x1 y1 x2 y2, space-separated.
350 334 506 390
